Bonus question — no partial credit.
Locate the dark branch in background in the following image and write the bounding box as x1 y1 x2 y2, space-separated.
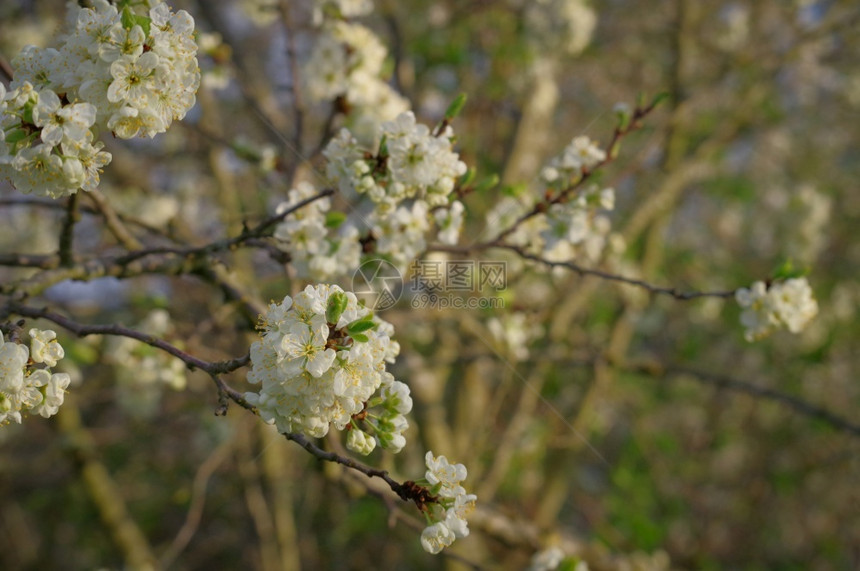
193 0 293 148
277 0 306 186
652 364 860 438
58 193 81 267
3 302 249 374
86 189 144 250
306 105 339 162
579 355 860 438
0 253 59 269
113 188 334 265
446 350 860 439
505 246 735 300
2 302 253 412
0 52 12 86
283 432 440 513
0 196 172 237
429 243 735 301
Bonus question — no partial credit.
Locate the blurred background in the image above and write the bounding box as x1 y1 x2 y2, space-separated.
1 0 858 569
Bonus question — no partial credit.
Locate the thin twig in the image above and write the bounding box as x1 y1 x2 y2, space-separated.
0 52 12 85
86 189 144 250
0 253 59 269
474 99 664 249
58 193 81 267
3 302 249 376
429 242 736 301
278 0 306 186
159 435 234 568
652 364 860 437
0 196 172 236
113 188 334 265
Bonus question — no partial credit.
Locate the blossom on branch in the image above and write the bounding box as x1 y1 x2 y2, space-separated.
419 450 477 554
0 329 70 425
245 285 407 450
735 277 818 341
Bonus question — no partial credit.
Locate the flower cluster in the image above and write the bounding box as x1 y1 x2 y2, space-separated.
304 17 408 143
540 135 606 189
480 134 616 264
244 285 407 450
487 186 616 265
346 377 413 455
0 83 109 197
0 0 199 197
541 184 614 251
0 329 71 425
322 111 467 269
327 112 467 210
735 277 819 341
419 451 477 554
273 182 361 283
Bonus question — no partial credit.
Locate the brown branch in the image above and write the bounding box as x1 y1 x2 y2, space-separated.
0 52 12 85
522 354 860 439
649 364 860 438
0 196 172 236
429 242 736 301
158 433 234 568
278 0 306 186
86 189 144 250
113 188 334 266
4 302 227 370
0 253 59 269
282 432 438 512
474 98 664 248
58 193 81 266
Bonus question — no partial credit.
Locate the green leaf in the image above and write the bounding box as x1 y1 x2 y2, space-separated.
346 318 377 333
5 128 29 144
650 91 670 109
22 106 35 126
136 15 152 37
501 182 527 197
444 93 467 120
121 7 152 36
325 211 347 229
459 167 476 187
475 173 500 193
121 7 136 30
350 332 370 343
772 259 807 281
614 102 632 130
326 292 348 324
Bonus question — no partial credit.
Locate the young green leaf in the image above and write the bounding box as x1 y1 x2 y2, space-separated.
326 292 349 324
444 93 468 120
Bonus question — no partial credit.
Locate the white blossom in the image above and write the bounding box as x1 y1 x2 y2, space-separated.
420 522 455 554
434 200 465 245
245 285 403 441
346 427 377 455
0 1 198 197
420 450 476 554
736 277 818 341
0 330 68 425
